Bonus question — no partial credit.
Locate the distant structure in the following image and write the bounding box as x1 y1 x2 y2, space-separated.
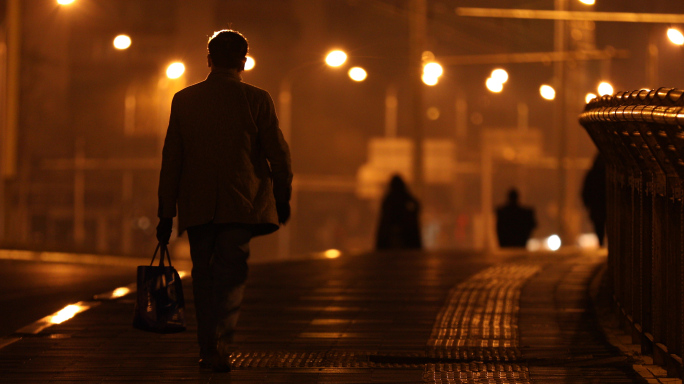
375 175 422 250
495 188 536 248
581 154 607 246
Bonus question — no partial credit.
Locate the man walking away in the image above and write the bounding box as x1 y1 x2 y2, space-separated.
495 188 536 248
156 29 292 372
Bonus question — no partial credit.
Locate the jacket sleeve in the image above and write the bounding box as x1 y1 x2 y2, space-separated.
257 91 293 203
157 94 183 218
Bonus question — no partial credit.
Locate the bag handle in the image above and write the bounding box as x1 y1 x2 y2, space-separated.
149 243 174 267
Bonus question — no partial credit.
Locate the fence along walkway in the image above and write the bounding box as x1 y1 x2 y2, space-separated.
579 87 684 378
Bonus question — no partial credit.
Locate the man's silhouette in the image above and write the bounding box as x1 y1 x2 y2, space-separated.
376 175 422 250
496 188 536 248
156 30 292 372
582 154 607 246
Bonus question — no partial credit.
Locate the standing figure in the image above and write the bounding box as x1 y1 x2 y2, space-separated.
156 30 292 372
582 154 607 246
495 188 537 248
376 175 422 250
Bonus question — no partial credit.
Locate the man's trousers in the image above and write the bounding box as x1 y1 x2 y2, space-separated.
186 222 252 359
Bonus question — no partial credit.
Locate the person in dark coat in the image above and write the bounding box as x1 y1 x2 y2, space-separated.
582 154 607 246
496 188 537 248
156 30 292 372
375 175 422 250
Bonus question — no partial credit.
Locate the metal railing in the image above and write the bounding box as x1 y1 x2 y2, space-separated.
579 87 684 378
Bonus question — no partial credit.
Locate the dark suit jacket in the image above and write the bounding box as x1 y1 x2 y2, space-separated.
158 69 292 236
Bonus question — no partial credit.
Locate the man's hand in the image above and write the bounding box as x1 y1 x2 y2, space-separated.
276 201 291 225
156 218 173 244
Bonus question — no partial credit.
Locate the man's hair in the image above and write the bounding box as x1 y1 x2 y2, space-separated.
208 29 248 70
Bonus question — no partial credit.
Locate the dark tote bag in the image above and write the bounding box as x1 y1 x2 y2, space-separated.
133 243 186 333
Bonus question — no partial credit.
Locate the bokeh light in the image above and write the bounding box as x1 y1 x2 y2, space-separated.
578 0 595 4
585 93 597 104
57 0 75 4
422 73 439 86
491 68 509 84
547 235 562 251
540 84 556 100
113 35 131 50
667 28 684 45
486 77 503 93
325 50 347 67
423 62 443 78
348 67 367 82
244 56 255 70
598 81 614 96
166 62 185 79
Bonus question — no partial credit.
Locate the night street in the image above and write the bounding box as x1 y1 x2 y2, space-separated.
0 248 651 383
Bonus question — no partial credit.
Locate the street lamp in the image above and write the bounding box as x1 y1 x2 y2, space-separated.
166 62 185 79
597 81 613 96
57 0 75 4
578 0 595 5
325 50 347 67
667 28 684 45
422 61 443 86
348 67 367 82
540 84 556 100
486 77 503 93
585 93 597 104
244 56 255 71
113 35 131 50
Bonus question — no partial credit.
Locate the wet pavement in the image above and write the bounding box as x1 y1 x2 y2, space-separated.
0 248 663 383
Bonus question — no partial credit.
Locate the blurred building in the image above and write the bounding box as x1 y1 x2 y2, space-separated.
1 0 684 258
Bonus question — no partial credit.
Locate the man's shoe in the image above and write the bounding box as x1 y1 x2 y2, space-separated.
211 354 231 372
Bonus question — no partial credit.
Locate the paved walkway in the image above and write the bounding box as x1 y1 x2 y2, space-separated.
0 248 664 383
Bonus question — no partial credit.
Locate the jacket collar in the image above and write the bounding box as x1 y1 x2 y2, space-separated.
207 67 242 82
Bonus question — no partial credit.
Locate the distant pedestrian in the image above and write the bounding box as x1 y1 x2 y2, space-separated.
376 175 422 250
582 154 607 246
156 30 292 372
496 188 536 248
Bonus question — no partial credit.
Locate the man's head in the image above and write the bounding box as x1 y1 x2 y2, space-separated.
207 29 248 70
507 188 519 204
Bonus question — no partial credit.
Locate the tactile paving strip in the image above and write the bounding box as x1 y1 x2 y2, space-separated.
424 264 539 383
229 263 539 384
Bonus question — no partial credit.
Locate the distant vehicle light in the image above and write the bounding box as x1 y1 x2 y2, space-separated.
598 81 613 96
325 50 347 67
585 93 597 104
540 84 555 100
667 28 684 45
348 67 367 82
324 249 341 259
486 77 503 93
113 35 131 50
491 68 508 84
166 62 185 79
547 235 562 251
244 56 255 70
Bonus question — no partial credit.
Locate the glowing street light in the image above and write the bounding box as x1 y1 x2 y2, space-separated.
423 62 443 78
57 0 75 4
244 56 255 71
578 0 595 5
422 73 438 86
667 28 684 45
166 62 185 79
325 50 347 67
598 81 613 96
491 68 508 84
113 35 131 50
585 92 597 104
486 77 503 93
348 67 367 82
540 84 556 100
